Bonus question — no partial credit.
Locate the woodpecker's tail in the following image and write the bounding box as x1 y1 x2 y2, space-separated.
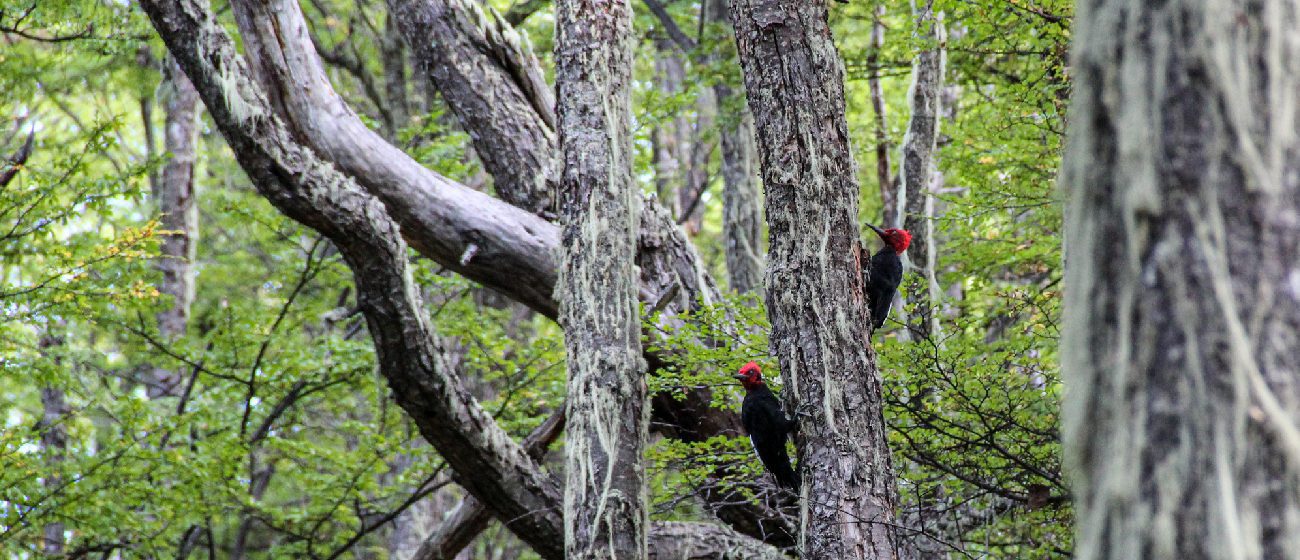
773 460 800 491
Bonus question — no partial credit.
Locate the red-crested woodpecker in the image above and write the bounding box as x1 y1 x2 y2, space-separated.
734 361 798 490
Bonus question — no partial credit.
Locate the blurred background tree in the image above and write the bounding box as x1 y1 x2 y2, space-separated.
0 0 1070 557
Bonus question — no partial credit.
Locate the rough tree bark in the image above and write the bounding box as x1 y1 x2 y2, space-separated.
1062 1 1300 559
387 0 558 216
141 2 784 559
554 0 648 557
149 57 202 399
707 0 764 295
729 0 901 558
895 0 944 339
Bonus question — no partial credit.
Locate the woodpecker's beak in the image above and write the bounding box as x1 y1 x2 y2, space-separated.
866 223 886 239
733 373 748 381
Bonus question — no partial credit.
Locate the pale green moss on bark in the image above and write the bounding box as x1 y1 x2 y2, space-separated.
1063 1 1300 559
555 0 649 558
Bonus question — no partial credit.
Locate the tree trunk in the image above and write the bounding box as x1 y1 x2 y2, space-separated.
651 38 689 220
895 1 944 339
554 0 648 558
394 0 793 544
1061 1 1300 559
728 1 901 558
381 12 410 135
388 0 558 217
708 0 764 295
38 333 67 556
150 57 202 399
868 3 895 227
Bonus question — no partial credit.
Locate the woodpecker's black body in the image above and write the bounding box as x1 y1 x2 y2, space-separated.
864 224 911 331
866 245 904 330
735 363 799 490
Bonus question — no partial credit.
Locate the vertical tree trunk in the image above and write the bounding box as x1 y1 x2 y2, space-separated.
680 88 715 235
728 1 901 558
382 12 410 135
708 0 764 295
867 3 895 227
895 1 944 339
1062 1 1300 559
38 331 67 556
652 39 689 219
554 0 648 558
150 57 202 399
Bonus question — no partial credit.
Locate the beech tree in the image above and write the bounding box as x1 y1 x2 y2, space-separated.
1062 0 1300 558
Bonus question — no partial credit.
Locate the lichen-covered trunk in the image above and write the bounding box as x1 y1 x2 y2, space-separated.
554 0 648 558
150 57 202 399
231 0 788 545
1061 1 1300 558
708 0 764 295
729 0 901 558
895 1 944 339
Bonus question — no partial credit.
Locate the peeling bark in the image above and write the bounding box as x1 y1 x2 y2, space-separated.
388 0 558 216
707 0 764 294
729 0 901 558
1062 1 1300 559
150 57 202 399
554 0 648 557
895 1 944 339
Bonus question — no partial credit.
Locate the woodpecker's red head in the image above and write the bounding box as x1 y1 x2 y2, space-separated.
734 361 764 390
867 223 911 254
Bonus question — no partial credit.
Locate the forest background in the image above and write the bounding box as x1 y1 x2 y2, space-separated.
0 0 1069 558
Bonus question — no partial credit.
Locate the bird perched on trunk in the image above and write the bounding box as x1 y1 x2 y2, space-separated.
734 361 799 490
864 223 911 331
